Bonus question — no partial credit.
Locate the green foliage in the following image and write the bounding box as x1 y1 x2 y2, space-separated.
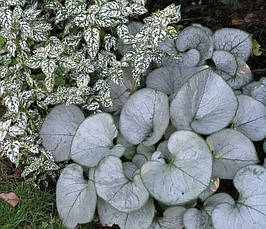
0 163 103 228
0 166 64 228
0 34 6 48
252 39 262 56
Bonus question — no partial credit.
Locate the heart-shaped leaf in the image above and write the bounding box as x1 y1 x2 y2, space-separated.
95 156 149 213
206 128 258 179
141 130 212 205
170 69 238 135
146 66 208 99
212 50 252 89
175 25 213 63
213 28 252 62
212 165 266 229
71 113 124 167
56 164 97 229
98 198 154 229
232 95 266 141
120 88 169 146
149 206 186 229
39 104 85 162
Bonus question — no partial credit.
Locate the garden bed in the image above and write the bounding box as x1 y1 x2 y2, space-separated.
1 0 265 228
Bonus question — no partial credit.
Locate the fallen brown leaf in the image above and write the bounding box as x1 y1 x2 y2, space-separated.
232 18 244 25
0 192 20 207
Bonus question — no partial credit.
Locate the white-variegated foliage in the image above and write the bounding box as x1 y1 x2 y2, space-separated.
0 0 181 187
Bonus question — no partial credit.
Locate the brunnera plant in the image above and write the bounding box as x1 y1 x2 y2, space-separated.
41 24 266 228
0 0 181 187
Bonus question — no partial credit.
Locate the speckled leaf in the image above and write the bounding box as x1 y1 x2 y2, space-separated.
118 22 143 56
39 104 85 162
212 50 252 89
0 8 13 30
141 130 212 205
213 28 252 62
149 206 186 229
98 2 120 17
45 75 55 93
98 198 154 229
212 165 266 229
71 113 124 167
146 66 208 99
120 88 169 146
4 95 19 113
95 156 149 213
84 27 100 59
26 55 43 69
170 69 238 135
6 40 16 56
41 59 56 78
206 128 258 179
0 120 11 141
232 95 266 141
56 164 97 229
175 25 213 63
